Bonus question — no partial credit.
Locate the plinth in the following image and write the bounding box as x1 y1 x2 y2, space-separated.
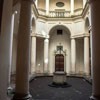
53 71 66 85
49 71 71 88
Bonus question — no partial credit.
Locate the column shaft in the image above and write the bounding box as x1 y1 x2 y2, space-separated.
71 0 74 15
8 13 15 89
90 30 93 79
46 0 49 15
44 38 49 73
71 38 76 74
0 0 13 99
12 0 31 99
31 36 36 74
84 36 90 76
90 0 100 99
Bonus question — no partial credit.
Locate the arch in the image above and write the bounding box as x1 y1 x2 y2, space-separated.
49 24 71 74
49 25 71 36
85 17 90 33
32 17 36 33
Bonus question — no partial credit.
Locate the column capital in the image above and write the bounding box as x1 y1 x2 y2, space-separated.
71 37 76 40
31 35 36 37
84 34 90 37
31 33 36 37
44 38 49 43
45 34 50 39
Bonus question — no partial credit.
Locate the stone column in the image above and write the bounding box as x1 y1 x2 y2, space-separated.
71 38 76 74
0 0 13 99
31 36 36 74
8 12 15 90
44 38 49 73
46 0 49 15
71 0 74 15
12 0 32 99
89 0 100 99
84 36 90 76
89 27 93 80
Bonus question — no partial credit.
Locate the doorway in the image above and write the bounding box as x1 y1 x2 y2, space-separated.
55 54 64 71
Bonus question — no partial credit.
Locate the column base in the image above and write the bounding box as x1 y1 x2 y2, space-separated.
84 73 90 78
12 93 32 100
90 95 100 100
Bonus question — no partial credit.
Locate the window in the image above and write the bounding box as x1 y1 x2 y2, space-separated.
56 2 64 7
57 29 63 35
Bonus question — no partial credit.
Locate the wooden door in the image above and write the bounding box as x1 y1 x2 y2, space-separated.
55 54 64 71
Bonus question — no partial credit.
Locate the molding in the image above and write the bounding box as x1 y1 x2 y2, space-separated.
71 33 90 38
31 33 47 38
32 2 39 19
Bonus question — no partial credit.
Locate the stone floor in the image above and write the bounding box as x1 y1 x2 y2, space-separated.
30 76 92 100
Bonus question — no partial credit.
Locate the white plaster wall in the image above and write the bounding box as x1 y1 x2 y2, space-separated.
49 0 70 11
74 0 83 9
36 38 44 73
49 29 71 74
74 20 84 35
36 19 47 34
36 18 85 37
38 0 45 9
37 0 83 11
76 38 84 74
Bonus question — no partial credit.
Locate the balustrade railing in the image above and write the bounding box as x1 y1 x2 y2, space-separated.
37 8 83 18
49 11 71 18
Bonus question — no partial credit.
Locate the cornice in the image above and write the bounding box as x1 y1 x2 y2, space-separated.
71 33 90 39
33 9 88 22
82 2 89 18
37 14 83 22
32 3 39 19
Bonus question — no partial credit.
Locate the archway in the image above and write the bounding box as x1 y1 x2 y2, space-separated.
32 17 36 33
49 25 71 75
85 17 90 33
